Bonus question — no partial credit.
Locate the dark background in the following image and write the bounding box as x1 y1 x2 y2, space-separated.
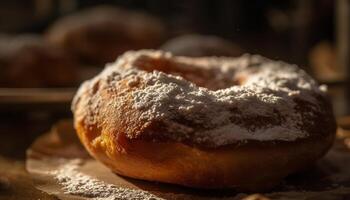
0 0 335 67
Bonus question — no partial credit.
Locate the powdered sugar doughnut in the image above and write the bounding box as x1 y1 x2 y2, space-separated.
72 50 336 191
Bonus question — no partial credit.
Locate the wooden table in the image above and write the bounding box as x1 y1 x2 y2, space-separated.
0 113 64 199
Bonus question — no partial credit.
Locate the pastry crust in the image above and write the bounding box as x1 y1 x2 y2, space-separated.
0 34 78 87
160 34 243 57
46 6 165 65
72 50 336 191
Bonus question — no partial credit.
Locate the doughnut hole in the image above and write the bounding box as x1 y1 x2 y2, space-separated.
132 55 238 90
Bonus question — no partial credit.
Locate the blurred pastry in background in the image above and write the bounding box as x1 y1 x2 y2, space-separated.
45 6 165 66
0 34 78 88
309 41 343 82
160 34 243 57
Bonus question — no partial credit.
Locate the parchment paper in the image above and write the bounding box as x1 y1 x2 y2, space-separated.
26 119 350 200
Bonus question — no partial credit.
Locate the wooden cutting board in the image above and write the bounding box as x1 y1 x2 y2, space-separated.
26 119 350 200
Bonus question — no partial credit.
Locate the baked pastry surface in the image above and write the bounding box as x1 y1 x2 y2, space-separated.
161 34 242 57
0 34 78 87
72 50 336 191
46 6 165 65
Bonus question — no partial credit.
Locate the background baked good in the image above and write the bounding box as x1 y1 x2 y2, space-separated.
160 34 243 57
309 41 343 82
46 6 165 65
0 34 78 88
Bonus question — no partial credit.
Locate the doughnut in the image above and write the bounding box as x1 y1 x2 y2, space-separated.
0 34 78 88
72 50 336 191
160 34 243 57
46 6 165 65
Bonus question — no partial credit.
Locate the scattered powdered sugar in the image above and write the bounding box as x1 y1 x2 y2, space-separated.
73 50 329 146
51 159 163 200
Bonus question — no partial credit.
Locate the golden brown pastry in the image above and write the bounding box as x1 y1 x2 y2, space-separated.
46 6 165 65
0 34 78 88
309 41 343 82
160 34 243 57
72 50 336 191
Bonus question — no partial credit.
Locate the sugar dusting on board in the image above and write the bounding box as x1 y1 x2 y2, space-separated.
73 50 328 147
51 159 163 200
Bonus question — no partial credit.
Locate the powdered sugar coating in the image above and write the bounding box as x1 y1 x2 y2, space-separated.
73 50 329 147
52 159 163 200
